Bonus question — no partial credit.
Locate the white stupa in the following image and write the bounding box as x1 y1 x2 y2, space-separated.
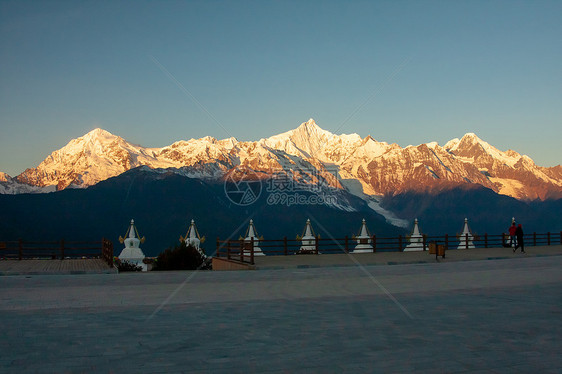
118 219 147 271
353 219 372 253
242 219 264 256
298 219 317 254
404 218 424 251
457 218 475 249
180 219 206 258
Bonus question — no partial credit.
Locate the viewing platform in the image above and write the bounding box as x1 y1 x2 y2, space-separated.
251 244 562 269
214 230 562 270
214 244 562 270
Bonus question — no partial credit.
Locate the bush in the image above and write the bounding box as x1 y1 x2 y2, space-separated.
115 259 143 272
153 242 211 271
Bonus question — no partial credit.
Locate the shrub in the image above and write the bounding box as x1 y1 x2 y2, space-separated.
115 259 143 272
153 242 211 271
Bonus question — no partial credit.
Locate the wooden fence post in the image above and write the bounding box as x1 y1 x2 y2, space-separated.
533 232 536 246
18 239 23 261
465 233 469 249
101 238 114 267
108 238 114 267
547 232 551 246
372 235 377 253
315 235 319 255
484 233 488 248
283 236 288 256
344 236 349 254
398 235 403 252
423 234 427 251
250 237 254 264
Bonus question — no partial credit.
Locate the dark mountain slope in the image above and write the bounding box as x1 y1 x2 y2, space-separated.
0 167 403 257
382 185 562 236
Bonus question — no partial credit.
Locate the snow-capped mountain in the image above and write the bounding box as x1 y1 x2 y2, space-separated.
260 118 364 163
444 133 562 200
16 129 170 190
6 119 562 204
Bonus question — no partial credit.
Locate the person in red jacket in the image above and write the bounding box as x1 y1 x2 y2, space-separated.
508 222 517 248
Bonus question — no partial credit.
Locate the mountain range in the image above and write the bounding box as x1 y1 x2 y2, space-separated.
1 119 560 253
3 119 561 200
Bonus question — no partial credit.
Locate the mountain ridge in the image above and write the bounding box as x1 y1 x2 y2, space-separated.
2 119 561 203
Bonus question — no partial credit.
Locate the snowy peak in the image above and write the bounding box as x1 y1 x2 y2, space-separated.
342 135 393 163
157 135 235 165
294 118 333 139
58 128 139 161
287 119 337 159
446 132 521 168
74 128 127 150
83 128 116 140
54 128 137 162
262 118 363 162
0 172 11 182
446 132 487 152
16 128 158 189
447 133 504 156
448 133 490 159
262 118 334 159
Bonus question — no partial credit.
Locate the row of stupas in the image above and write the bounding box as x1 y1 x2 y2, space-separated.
116 216 478 268
234 217 476 254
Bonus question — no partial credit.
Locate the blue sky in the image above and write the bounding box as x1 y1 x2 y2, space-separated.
1 0 561 176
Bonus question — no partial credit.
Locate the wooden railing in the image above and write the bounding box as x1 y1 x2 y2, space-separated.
102 238 114 267
216 231 562 265
0 238 114 268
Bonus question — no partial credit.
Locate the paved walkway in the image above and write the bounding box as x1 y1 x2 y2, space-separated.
1 250 561 373
253 245 562 269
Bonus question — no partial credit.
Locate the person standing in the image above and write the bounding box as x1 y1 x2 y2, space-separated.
514 224 525 253
508 222 517 248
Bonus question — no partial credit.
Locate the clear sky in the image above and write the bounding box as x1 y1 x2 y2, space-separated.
1 0 561 176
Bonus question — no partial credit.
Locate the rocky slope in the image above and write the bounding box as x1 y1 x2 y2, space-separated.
0 171 55 194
